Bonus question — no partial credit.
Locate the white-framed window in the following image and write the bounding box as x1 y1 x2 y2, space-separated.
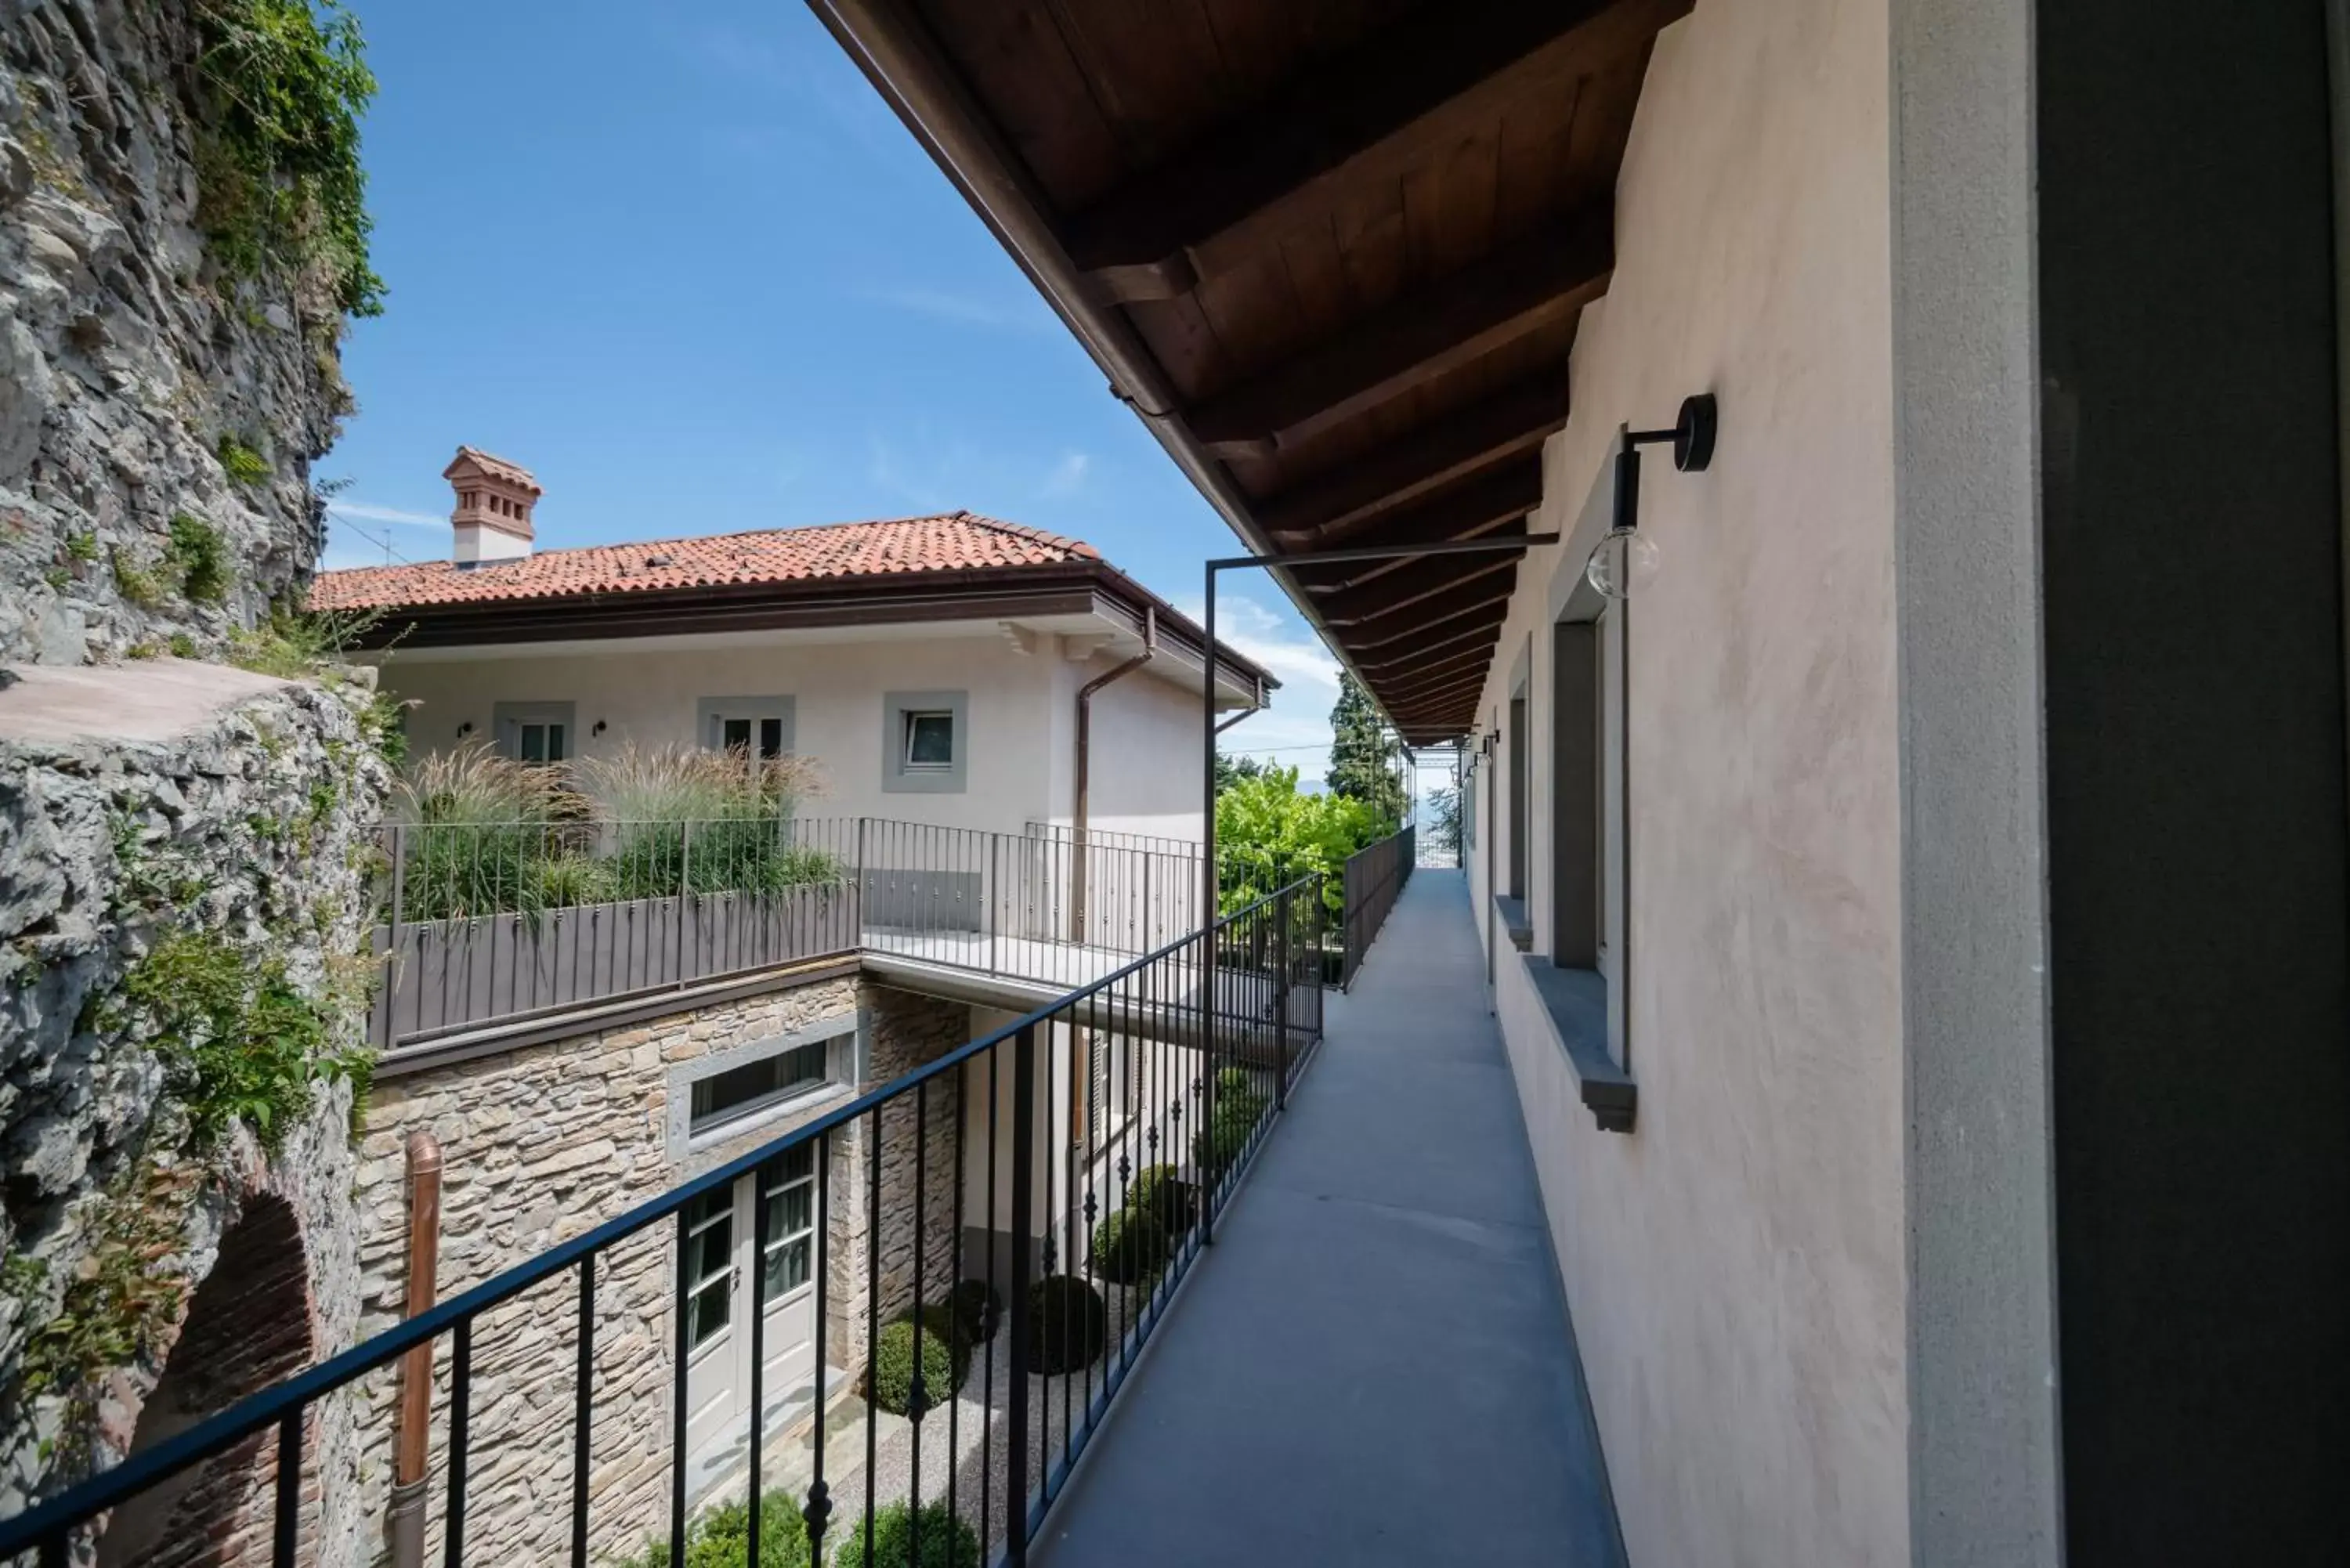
697 696 796 761
882 690 968 793
902 710 955 771
682 1140 820 1454
493 701 575 765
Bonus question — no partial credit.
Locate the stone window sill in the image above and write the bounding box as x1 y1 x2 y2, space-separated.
680 1079 854 1162
1494 893 1532 952
1519 956 1636 1134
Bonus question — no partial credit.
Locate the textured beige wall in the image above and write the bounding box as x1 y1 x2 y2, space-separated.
1470 0 1905 1561
345 974 967 1566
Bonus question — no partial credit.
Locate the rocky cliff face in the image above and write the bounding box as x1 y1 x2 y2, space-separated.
0 0 355 665
0 1 389 1552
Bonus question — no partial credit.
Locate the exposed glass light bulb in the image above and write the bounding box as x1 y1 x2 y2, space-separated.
1585 526 1660 600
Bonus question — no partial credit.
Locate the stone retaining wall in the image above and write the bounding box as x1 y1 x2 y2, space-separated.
349 976 970 1567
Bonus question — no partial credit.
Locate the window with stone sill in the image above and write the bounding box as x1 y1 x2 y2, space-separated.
689 1037 831 1137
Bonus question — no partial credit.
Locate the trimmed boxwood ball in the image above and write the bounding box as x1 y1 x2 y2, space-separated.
1193 1092 1267 1175
1126 1164 1196 1232
866 1305 970 1417
1087 1205 1168 1286
949 1277 1000 1343
1026 1275 1108 1375
613 1487 810 1567
834 1500 980 1568
1213 1064 1259 1100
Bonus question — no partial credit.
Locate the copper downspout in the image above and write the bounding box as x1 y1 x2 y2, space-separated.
388 1132 443 1568
1069 606 1157 941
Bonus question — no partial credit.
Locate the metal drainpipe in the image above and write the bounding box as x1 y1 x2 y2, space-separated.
388 1131 443 1568
1070 607 1157 941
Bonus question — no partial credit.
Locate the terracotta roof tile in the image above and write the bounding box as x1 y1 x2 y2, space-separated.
309 511 1102 612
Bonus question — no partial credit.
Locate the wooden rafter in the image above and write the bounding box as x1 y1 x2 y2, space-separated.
1058 0 1692 299
1321 557 1518 628
1274 456 1542 551
1257 376 1569 542
1350 591 1512 651
1188 206 1612 455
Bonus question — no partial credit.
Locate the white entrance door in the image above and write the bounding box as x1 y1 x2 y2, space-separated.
683 1145 820 1454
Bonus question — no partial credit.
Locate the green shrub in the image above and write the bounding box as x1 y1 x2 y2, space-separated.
950 1278 1000 1344
867 1306 968 1417
191 0 385 317
110 545 164 607
1025 1276 1107 1376
1191 1092 1266 1177
1086 1207 1167 1287
1213 1064 1260 1101
834 1501 978 1568
167 512 231 602
613 1488 810 1568
114 930 367 1151
216 435 270 486
1125 1165 1196 1234
533 851 613 909
168 631 200 659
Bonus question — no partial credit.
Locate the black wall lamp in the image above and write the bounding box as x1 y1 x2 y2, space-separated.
1585 392 1717 600
456 721 473 739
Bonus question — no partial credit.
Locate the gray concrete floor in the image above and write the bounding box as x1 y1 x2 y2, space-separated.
1032 869 1625 1568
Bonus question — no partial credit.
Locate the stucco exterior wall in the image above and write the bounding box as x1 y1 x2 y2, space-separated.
1470 0 1905 1562
377 633 1055 833
375 631 1210 845
1068 659 1209 844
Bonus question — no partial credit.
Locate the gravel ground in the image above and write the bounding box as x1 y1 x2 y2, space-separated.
819 1264 1185 1560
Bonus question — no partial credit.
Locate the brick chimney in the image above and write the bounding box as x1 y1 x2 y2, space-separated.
443 446 540 563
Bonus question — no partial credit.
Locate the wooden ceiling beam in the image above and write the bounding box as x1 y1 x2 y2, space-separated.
1380 674 1492 716
1320 555 1517 629
1256 375 1567 542
1351 591 1512 652
1372 634 1495 681
1385 690 1487 720
1278 457 1542 556
1375 646 1496 695
1058 0 1693 300
1188 206 1612 455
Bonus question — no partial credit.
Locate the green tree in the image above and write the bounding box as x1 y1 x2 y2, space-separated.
1215 765 1386 919
1325 673 1405 825
1215 749 1270 793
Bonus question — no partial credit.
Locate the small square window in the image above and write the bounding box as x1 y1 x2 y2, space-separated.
902 710 955 770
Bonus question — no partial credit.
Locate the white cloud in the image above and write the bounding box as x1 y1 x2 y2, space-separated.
328 500 444 529
1037 451 1090 499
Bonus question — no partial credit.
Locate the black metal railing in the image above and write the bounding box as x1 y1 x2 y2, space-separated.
1339 826 1415 990
0 878 1326 1568
369 817 1216 1050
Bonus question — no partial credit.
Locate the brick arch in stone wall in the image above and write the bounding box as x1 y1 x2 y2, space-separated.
96 1192 316 1568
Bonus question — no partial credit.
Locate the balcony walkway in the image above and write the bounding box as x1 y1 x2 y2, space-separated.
1032 869 1625 1567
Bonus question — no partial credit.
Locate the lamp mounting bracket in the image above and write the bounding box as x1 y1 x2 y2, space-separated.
1623 392 1718 473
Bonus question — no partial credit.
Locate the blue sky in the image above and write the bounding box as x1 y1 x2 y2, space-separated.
320 0 1355 779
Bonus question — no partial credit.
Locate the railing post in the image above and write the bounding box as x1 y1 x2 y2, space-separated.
674 819 692 988
1274 887 1291 1109
991 830 1002 976
1006 1024 1037 1565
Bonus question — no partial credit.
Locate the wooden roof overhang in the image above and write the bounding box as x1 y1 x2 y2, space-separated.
809 0 1689 744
